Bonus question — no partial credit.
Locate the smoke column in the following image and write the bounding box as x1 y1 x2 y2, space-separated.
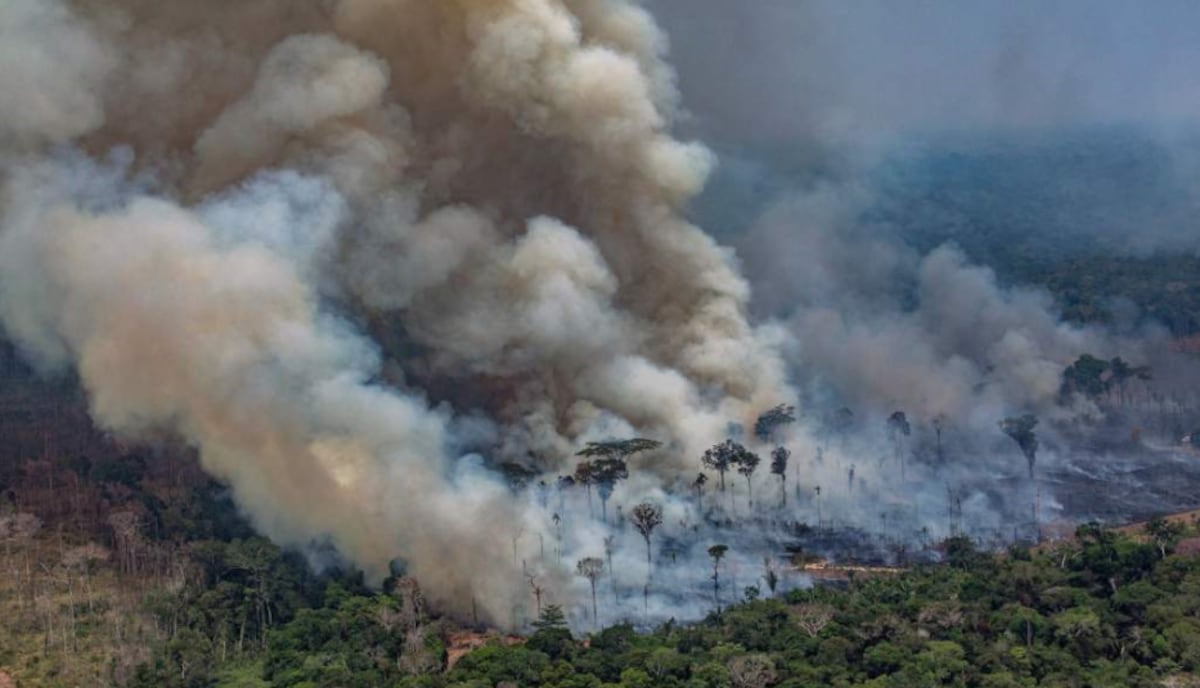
0 0 790 623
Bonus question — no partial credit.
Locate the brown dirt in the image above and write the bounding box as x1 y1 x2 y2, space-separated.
1033 508 1200 554
445 630 523 670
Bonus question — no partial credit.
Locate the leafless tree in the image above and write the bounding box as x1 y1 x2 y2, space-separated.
728 653 778 688
107 511 142 577
61 543 108 613
791 602 835 638
527 574 544 618
603 535 616 595
398 626 441 676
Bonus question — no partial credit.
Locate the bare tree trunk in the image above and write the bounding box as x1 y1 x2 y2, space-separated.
590 581 598 627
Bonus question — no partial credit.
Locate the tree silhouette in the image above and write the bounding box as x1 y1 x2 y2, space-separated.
887 411 912 478
590 458 628 524
573 463 595 517
1109 357 1151 406
999 414 1039 478
603 535 616 595
1060 354 1112 400
736 450 761 510
631 502 663 576
576 439 660 523
576 557 605 627
708 544 729 611
769 447 789 507
526 574 544 617
754 404 796 442
702 439 755 492
762 556 779 597
552 513 563 561
693 472 708 509
814 485 822 526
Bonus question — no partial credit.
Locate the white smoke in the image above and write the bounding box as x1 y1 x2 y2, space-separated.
0 0 115 147
5 0 1189 632
0 0 789 625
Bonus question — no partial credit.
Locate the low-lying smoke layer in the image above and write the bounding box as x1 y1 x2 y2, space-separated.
0 0 788 623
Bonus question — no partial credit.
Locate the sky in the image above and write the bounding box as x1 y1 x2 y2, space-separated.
646 0 1200 151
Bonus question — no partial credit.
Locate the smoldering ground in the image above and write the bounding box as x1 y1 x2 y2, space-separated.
3 0 1200 631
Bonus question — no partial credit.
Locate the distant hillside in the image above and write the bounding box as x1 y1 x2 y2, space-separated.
871 129 1200 334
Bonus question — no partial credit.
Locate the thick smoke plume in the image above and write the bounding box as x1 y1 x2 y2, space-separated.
5 0 1200 631
0 0 787 624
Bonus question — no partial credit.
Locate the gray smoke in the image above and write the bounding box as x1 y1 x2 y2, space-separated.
0 0 791 626
4 0 1200 632
644 0 1200 581
644 0 1200 426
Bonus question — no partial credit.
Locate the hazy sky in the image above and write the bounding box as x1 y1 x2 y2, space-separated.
646 0 1200 149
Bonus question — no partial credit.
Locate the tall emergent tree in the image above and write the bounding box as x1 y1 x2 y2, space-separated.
576 439 661 523
590 458 628 524
575 557 605 627
769 446 790 507
630 502 663 575
603 535 616 595
736 450 762 510
693 472 708 509
1000 414 1039 478
708 544 729 611
702 439 756 492
572 463 595 517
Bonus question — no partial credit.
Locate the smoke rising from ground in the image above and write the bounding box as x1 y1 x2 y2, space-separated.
0 0 789 625
645 0 1200 428
3 0 1200 631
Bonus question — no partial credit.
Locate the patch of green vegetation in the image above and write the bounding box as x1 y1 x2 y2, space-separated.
111 515 1200 688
